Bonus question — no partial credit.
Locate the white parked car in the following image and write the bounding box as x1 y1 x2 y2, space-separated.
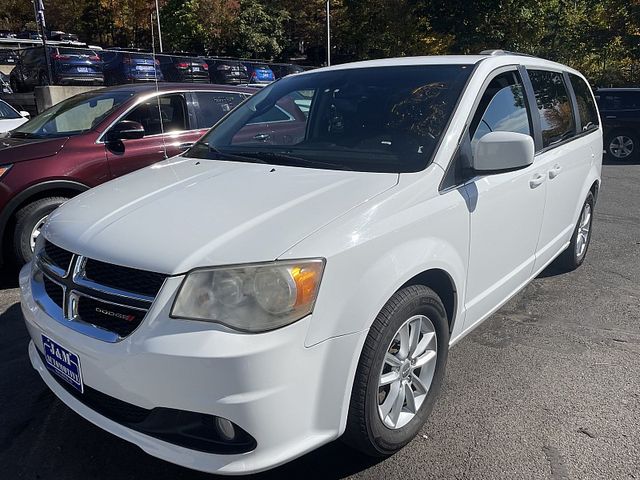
0 99 29 133
20 51 602 475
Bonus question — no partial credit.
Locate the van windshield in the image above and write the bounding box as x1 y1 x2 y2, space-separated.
186 65 472 173
11 90 134 139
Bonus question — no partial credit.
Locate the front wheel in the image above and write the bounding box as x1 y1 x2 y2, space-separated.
12 197 68 266
343 285 449 457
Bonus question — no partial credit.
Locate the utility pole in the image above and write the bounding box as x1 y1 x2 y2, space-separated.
326 0 331 66
34 0 53 84
155 0 163 52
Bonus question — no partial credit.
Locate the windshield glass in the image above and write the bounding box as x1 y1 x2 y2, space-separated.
186 65 472 172
12 90 134 138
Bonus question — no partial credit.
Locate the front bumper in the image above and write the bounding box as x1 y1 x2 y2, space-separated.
20 263 366 474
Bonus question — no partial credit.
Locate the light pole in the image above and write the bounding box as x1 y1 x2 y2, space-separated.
155 0 163 52
326 0 331 66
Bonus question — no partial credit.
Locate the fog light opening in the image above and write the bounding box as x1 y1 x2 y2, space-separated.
215 417 236 441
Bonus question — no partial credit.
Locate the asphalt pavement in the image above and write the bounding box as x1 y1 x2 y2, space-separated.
0 159 638 479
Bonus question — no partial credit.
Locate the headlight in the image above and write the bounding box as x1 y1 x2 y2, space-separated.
171 259 325 333
0 164 12 179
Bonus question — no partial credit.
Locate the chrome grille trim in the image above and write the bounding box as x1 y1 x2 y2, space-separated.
72 256 157 304
32 243 165 343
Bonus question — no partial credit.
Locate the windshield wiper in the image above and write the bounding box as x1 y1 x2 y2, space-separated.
205 144 268 164
233 151 354 171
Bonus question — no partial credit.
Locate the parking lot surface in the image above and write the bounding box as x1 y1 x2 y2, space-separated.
0 160 638 480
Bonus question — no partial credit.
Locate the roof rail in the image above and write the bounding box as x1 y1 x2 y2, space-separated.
479 49 535 57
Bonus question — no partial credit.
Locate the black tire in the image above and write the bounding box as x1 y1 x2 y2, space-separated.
39 72 50 86
12 197 68 266
9 76 21 93
556 192 595 271
343 285 449 457
605 130 639 162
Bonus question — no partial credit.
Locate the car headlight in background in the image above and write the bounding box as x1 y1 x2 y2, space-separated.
0 164 12 179
171 259 325 333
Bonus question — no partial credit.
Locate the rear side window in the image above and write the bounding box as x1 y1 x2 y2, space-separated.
528 70 576 148
470 70 531 149
192 91 244 129
569 74 599 132
600 91 640 110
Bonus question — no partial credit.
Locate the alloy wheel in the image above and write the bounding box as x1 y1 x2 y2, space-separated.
29 215 48 252
609 135 634 159
575 202 592 260
377 314 438 429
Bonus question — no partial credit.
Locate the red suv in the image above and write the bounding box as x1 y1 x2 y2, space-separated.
0 83 252 265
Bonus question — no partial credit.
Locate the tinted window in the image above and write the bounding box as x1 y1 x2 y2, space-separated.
0 100 19 119
124 94 188 135
192 91 244 129
600 91 640 110
569 74 599 131
471 71 531 149
528 70 576 148
187 65 473 173
248 105 293 124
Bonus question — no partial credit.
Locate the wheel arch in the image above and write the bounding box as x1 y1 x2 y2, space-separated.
399 268 458 335
0 180 89 264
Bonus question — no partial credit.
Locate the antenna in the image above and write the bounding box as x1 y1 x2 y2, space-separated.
151 12 167 159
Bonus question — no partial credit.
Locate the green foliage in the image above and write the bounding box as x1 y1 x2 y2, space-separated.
3 0 640 85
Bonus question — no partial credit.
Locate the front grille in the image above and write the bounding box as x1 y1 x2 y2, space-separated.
36 243 167 341
77 296 145 337
43 277 64 309
43 240 73 272
84 259 166 298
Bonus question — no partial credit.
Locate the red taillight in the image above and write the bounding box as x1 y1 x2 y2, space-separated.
51 54 70 61
155 59 160 65
176 62 189 69
202 63 208 70
88 55 100 61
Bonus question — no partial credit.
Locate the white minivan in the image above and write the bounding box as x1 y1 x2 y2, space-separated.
20 51 602 475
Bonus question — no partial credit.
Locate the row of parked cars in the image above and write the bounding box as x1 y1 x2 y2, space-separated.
6 46 305 92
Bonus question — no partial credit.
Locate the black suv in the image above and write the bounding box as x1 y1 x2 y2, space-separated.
269 62 304 79
595 88 640 161
9 46 104 91
157 54 210 83
204 58 249 85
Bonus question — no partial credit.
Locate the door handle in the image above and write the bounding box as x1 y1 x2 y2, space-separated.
605 115 617 119
529 173 546 189
177 142 194 151
253 133 270 141
548 164 562 179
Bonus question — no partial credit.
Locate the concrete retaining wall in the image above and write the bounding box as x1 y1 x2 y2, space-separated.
34 85 104 112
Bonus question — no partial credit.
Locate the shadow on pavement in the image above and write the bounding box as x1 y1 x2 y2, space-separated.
0 266 19 290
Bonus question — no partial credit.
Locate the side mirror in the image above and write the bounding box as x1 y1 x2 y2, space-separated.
473 131 534 173
107 120 145 141
19 111 30 119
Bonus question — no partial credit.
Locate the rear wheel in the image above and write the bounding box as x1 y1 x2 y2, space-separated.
9 76 21 93
12 197 68 266
39 72 50 86
606 131 638 161
556 192 594 271
343 285 449 456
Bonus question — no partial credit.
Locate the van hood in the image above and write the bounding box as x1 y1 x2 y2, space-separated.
44 157 398 274
0 135 69 163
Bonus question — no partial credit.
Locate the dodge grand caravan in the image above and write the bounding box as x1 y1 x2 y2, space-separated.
20 52 602 475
